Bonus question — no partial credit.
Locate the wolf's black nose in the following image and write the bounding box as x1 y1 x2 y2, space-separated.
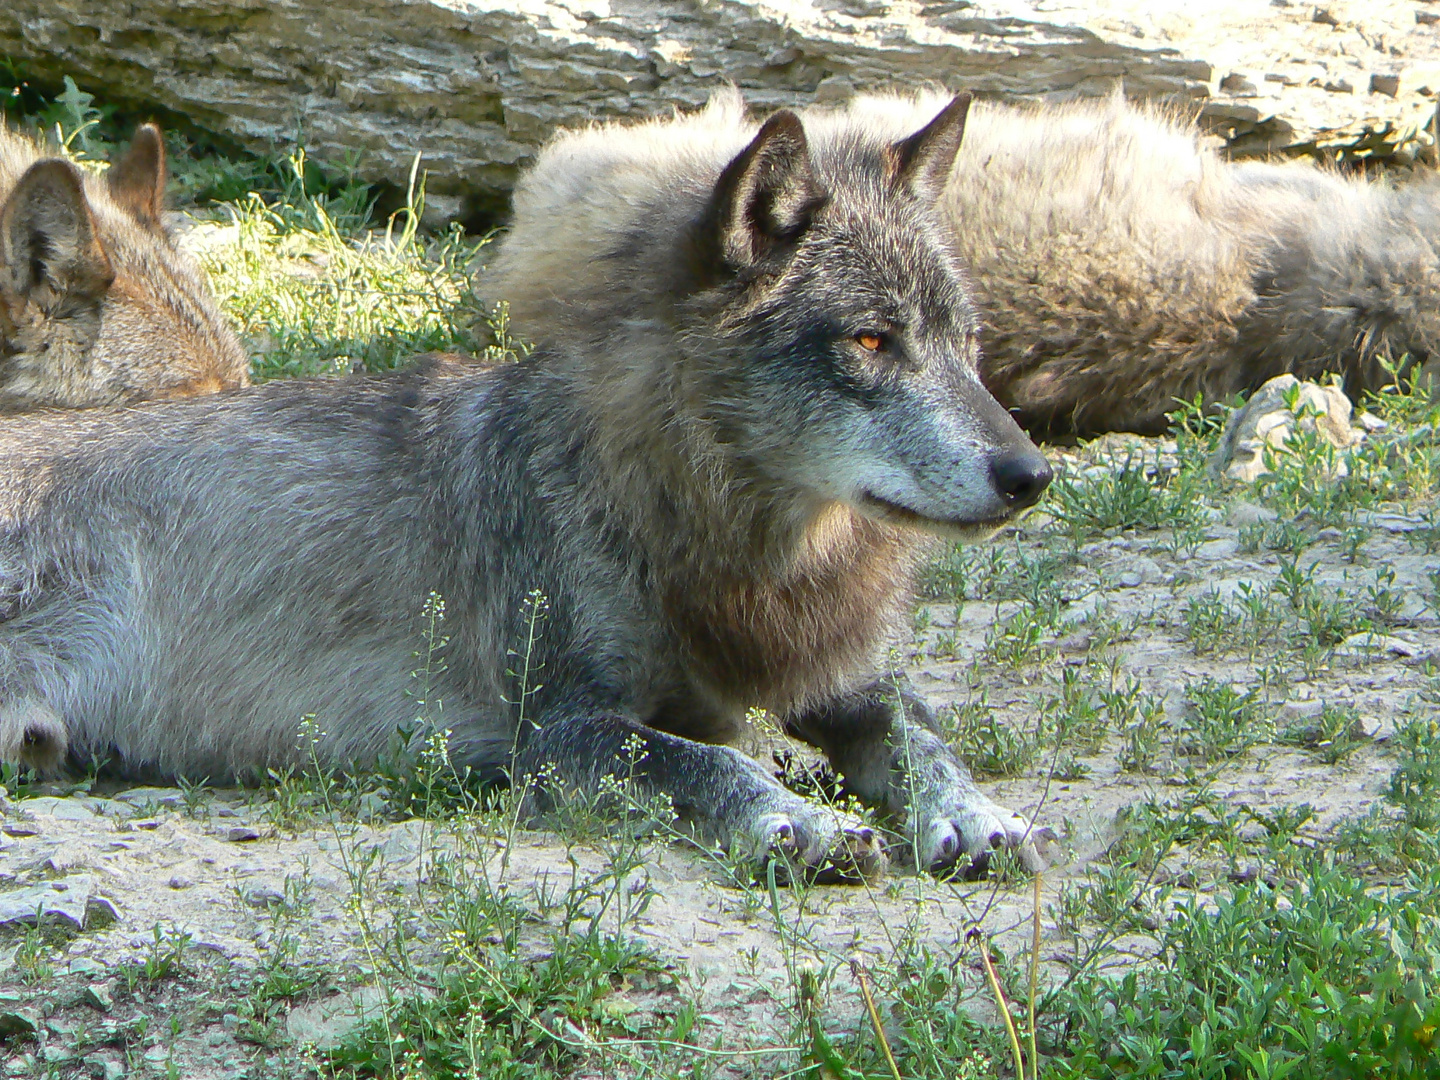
990 449 1052 509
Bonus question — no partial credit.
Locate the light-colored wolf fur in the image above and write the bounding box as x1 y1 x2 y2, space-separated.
500 90 1436 438
0 124 248 412
815 91 1440 437
0 99 1050 880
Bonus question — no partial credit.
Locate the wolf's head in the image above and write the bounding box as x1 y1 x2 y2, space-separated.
0 124 249 412
680 96 1050 538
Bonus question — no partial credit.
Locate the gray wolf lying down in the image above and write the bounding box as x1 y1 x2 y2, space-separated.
0 98 1049 880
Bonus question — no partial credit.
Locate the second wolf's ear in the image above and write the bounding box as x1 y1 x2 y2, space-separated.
889 93 971 201
707 110 826 270
107 123 168 229
0 160 114 305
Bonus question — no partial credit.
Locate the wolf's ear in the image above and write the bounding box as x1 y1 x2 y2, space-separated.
708 110 826 269
889 93 971 201
0 160 114 305
107 123 168 229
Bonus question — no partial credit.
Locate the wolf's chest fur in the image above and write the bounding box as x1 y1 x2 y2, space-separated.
660 509 917 712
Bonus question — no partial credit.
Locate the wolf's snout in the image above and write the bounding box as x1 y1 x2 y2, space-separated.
989 448 1052 510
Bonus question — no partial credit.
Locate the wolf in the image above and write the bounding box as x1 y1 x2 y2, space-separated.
805 91 1440 439
0 122 249 412
0 94 1050 880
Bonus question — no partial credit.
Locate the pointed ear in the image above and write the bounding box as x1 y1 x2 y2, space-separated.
708 110 826 270
107 123 168 228
888 93 971 201
0 160 114 304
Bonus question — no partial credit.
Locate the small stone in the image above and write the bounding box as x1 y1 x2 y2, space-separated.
1220 72 1258 96
1323 78 1354 93
813 74 856 102
1312 6 1339 24
0 823 38 838
102 1061 125 1080
243 884 285 908
81 982 113 1012
1279 699 1324 723
1370 73 1400 97
1116 570 1143 588
224 826 261 843
167 876 193 890
418 191 464 230
1357 412 1387 433
1195 538 1238 559
1337 632 1419 659
0 875 94 930
1213 375 1357 482
1395 593 1435 624
221 1013 241 1032
1354 510 1421 533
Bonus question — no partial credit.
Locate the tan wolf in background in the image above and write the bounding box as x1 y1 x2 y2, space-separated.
0 123 249 412
0 96 1049 880
492 89 1436 440
828 91 1440 439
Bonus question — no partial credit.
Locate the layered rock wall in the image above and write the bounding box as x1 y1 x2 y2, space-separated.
2 1 1436 221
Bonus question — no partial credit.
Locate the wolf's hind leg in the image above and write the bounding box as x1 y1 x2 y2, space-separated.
514 714 887 883
0 697 68 773
786 679 1042 876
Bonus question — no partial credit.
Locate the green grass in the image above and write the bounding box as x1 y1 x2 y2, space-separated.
199 163 494 381
1048 452 1205 542
1052 857 1440 1079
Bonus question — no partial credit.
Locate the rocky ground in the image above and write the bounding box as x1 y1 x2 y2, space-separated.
0 410 1434 1077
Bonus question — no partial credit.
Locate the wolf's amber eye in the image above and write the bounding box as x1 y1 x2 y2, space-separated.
856 332 883 352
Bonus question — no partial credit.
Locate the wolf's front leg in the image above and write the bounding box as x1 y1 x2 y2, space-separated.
514 714 887 883
785 679 1037 875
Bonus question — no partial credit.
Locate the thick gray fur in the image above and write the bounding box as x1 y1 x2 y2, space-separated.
0 100 1049 879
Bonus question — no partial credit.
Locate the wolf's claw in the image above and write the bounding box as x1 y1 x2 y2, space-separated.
748 807 888 884
917 797 1042 876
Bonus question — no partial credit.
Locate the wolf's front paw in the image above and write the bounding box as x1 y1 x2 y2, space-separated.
746 805 888 885
917 795 1045 878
